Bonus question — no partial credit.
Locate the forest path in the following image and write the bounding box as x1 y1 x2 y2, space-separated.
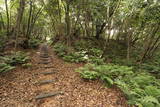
0 44 128 107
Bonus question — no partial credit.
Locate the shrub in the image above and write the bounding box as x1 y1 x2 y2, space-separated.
63 52 87 63
2 51 30 66
54 43 104 64
78 70 99 80
141 63 160 78
115 73 160 106
28 38 41 48
54 43 87 63
88 48 103 57
76 64 133 83
0 51 31 73
54 43 68 57
88 56 105 65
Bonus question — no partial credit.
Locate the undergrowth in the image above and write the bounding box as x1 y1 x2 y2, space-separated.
28 38 41 49
0 31 7 52
53 42 104 64
76 64 160 107
54 41 160 107
0 51 30 73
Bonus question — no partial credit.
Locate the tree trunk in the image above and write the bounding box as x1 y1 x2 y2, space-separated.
26 0 33 40
14 0 25 50
57 0 61 23
95 22 106 39
5 0 10 36
140 25 159 62
127 32 132 61
0 13 5 31
65 0 71 46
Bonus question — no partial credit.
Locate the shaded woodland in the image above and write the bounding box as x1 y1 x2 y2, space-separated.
0 0 160 107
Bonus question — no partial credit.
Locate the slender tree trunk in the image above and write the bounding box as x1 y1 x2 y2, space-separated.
0 13 5 31
95 22 106 39
65 0 71 45
145 28 160 59
26 0 33 40
57 0 61 23
5 0 10 36
30 6 43 36
140 25 159 62
14 0 25 50
127 32 132 61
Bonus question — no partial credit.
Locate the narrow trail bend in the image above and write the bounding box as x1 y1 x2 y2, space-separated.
0 44 128 107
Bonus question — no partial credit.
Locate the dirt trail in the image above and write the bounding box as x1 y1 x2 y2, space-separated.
0 45 128 107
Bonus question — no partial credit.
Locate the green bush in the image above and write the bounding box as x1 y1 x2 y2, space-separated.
54 43 68 57
88 56 105 65
0 51 30 73
78 70 99 80
115 73 160 106
74 40 88 51
63 52 87 63
76 64 133 83
54 43 104 64
54 43 87 63
88 48 103 57
0 51 30 66
28 38 41 48
141 63 160 78
76 64 99 79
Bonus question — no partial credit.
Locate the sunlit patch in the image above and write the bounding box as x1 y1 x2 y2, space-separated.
46 37 51 41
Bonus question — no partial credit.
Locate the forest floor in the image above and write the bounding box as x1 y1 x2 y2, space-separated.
0 46 128 107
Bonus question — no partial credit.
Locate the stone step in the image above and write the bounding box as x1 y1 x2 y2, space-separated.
40 52 49 54
40 71 56 75
37 66 54 69
39 55 50 58
38 79 56 85
38 61 51 64
40 53 49 56
45 66 54 69
40 58 50 62
40 57 50 59
35 91 64 100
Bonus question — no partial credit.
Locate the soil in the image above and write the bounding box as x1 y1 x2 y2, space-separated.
0 46 129 107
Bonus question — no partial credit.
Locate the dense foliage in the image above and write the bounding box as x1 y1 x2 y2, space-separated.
54 42 104 64
0 0 160 106
76 64 160 106
0 51 30 73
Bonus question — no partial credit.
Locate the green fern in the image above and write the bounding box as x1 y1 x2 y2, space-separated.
0 63 15 73
139 96 160 107
101 76 114 87
144 86 160 98
76 63 160 106
0 51 30 66
78 70 99 80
